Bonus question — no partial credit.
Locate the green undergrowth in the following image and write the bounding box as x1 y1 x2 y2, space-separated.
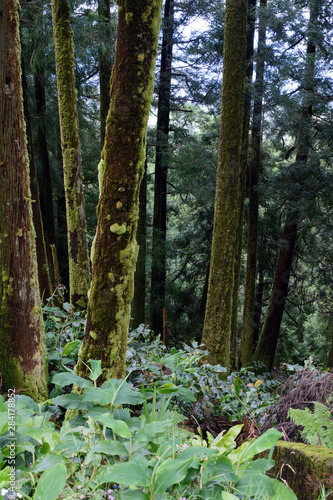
0 360 297 499
288 402 333 448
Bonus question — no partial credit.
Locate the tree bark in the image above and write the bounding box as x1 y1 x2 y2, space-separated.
0 0 48 399
253 0 318 370
22 62 52 301
253 221 298 370
202 0 248 372
230 0 256 371
150 0 174 336
75 0 162 382
98 0 113 148
132 160 147 329
51 0 91 309
34 72 58 291
240 0 267 368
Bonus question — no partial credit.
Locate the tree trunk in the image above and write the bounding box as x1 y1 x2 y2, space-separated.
240 0 267 368
230 0 256 371
253 221 297 370
253 0 318 370
202 0 248 372
34 72 58 291
253 267 264 349
51 0 90 309
75 0 162 382
327 322 333 369
0 0 48 399
98 0 113 148
150 0 174 336
131 159 147 329
22 62 52 301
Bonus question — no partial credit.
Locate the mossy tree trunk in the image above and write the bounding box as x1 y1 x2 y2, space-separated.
253 0 318 371
22 62 52 301
34 72 58 291
240 0 267 368
0 0 48 399
75 0 162 382
132 160 147 329
201 0 248 372
51 0 90 309
150 0 174 336
98 0 114 148
230 0 256 371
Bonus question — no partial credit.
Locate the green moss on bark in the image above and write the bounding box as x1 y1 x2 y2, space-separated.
0 0 48 400
75 0 162 383
51 0 90 309
263 441 333 499
202 0 247 373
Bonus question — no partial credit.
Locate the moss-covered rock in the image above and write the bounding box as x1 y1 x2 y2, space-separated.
264 441 333 499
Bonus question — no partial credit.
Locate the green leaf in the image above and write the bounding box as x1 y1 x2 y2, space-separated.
153 457 193 493
15 395 40 412
133 420 173 443
52 394 92 410
90 441 128 456
62 340 81 356
0 466 10 489
177 446 217 460
271 479 298 499
238 457 275 475
97 463 151 487
95 414 132 438
102 379 145 406
0 413 8 434
205 455 237 483
31 453 65 473
83 379 144 406
234 376 243 397
89 359 103 381
234 472 275 497
210 424 243 454
229 428 282 463
32 463 68 500
221 493 240 500
119 490 150 500
156 383 179 394
51 372 94 389
16 426 44 444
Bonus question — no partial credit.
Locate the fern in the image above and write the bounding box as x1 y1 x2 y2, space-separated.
288 402 333 448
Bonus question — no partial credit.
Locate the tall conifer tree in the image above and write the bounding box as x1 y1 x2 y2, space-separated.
0 0 48 399
75 0 162 382
51 0 90 308
202 0 248 371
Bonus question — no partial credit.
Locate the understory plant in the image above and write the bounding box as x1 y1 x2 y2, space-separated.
127 325 280 423
288 401 333 448
0 361 296 499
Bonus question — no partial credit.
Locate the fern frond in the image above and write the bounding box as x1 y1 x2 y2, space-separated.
288 402 333 448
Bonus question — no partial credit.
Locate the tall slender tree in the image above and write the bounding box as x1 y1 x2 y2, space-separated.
98 0 114 148
22 61 52 300
75 0 162 382
202 0 248 371
132 161 147 329
150 0 175 335
0 0 48 399
253 0 319 371
34 71 58 290
51 0 90 308
240 0 267 368
230 0 256 370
